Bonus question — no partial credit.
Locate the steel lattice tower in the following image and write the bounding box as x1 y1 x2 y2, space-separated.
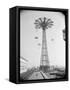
40 30 49 72
34 17 53 72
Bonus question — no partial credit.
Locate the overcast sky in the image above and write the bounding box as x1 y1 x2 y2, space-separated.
20 10 65 69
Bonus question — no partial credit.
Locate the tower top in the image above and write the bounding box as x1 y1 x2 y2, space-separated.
34 17 54 30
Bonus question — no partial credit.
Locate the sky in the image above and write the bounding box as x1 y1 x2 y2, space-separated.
20 10 65 69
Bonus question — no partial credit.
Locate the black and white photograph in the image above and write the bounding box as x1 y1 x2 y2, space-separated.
0 0 70 89
20 9 67 82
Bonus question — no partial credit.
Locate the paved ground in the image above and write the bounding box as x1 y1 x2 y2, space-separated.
20 68 65 80
28 71 44 80
27 70 53 80
21 70 56 80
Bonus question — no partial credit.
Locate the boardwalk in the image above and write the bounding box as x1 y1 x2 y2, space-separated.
20 68 65 81
29 71 44 80
20 70 53 80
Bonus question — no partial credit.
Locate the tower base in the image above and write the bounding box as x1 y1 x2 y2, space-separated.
40 65 50 72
